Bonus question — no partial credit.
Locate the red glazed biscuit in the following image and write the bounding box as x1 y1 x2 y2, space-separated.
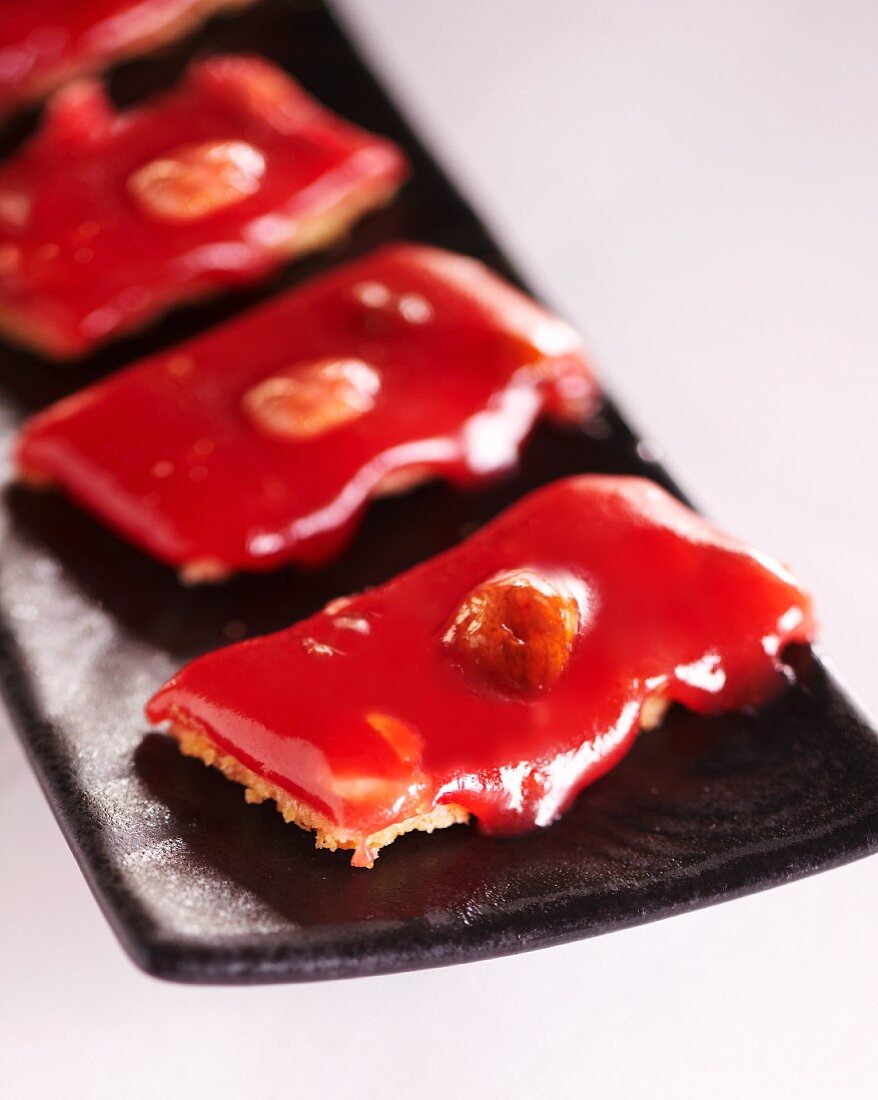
146 475 816 867
16 243 598 579
0 1 255 115
0 53 408 356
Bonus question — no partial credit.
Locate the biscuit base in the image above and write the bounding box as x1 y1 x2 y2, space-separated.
167 716 471 868
161 691 670 868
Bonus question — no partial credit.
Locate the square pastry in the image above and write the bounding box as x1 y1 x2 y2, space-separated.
16 243 598 579
146 475 815 867
0 2 254 114
0 53 408 356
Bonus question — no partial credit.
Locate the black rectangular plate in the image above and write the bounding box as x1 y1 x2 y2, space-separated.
1 0 877 984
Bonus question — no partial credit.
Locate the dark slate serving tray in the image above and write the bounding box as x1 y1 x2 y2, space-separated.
1 0 876 984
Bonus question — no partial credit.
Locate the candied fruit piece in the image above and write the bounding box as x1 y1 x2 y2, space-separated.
444 567 584 694
242 358 381 441
128 140 266 222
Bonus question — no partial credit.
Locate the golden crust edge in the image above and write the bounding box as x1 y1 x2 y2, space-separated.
166 717 471 868
159 690 670 868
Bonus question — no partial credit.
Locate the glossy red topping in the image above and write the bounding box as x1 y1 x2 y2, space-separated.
127 138 267 221
146 475 816 860
242 357 382 441
0 1 253 114
0 53 407 356
444 568 583 694
16 243 598 577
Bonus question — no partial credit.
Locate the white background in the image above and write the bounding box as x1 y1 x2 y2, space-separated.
2 1 877 1096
